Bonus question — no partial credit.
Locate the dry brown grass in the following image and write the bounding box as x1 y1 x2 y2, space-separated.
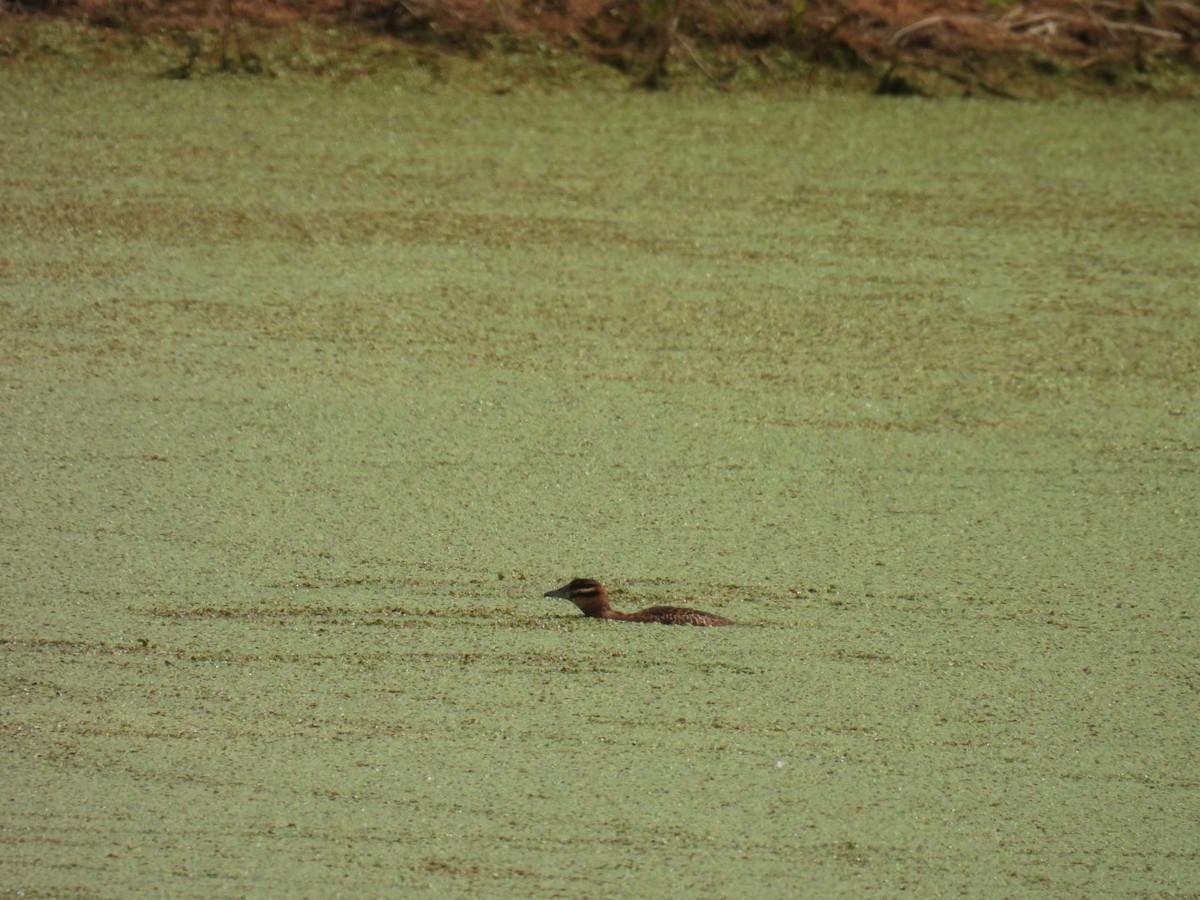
2 0 1198 93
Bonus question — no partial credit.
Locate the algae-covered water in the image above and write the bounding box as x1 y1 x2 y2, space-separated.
2 71 1198 896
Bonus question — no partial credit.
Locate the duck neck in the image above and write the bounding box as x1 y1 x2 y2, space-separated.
573 585 623 619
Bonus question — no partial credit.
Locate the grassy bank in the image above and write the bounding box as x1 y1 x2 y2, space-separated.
3 4 1200 97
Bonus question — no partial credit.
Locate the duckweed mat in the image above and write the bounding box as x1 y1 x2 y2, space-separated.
2 72 1198 896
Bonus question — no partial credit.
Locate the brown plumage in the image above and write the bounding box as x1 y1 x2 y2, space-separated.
544 578 733 627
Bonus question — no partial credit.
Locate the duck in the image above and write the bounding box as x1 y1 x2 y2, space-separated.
543 578 733 627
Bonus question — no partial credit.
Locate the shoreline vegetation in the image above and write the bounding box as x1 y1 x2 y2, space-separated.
2 0 1199 96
